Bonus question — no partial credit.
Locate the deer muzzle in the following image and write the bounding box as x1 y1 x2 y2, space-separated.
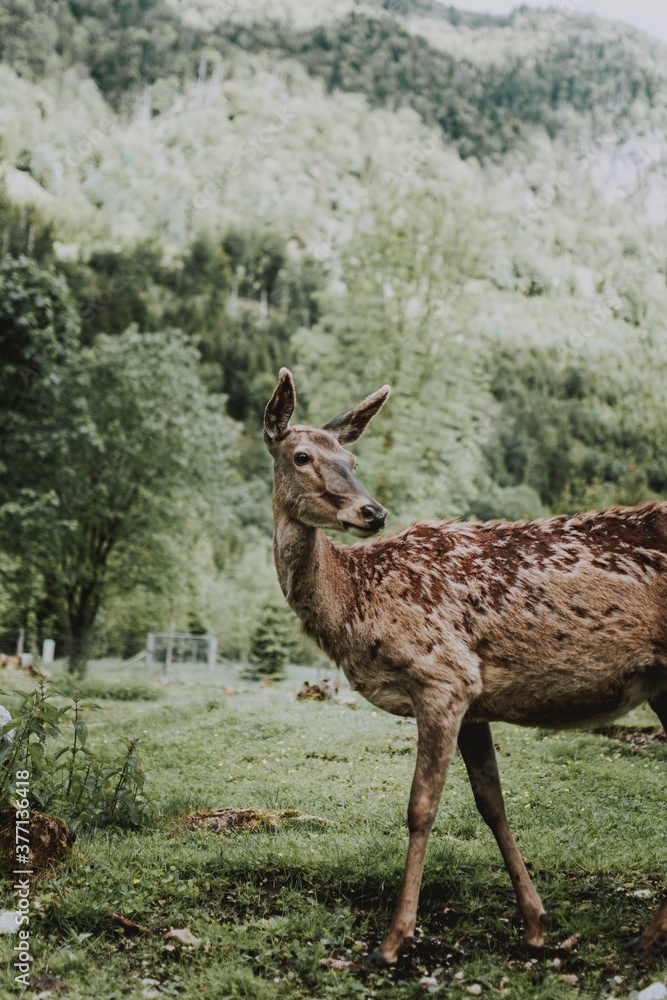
338 501 387 536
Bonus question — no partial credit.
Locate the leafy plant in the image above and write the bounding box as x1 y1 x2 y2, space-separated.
0 683 154 829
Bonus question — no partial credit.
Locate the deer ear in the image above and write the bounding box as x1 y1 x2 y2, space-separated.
264 368 296 443
322 385 391 444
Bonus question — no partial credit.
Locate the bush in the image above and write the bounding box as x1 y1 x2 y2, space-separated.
0 683 154 829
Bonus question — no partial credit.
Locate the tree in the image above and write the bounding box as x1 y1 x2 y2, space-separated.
0 256 83 646
0 254 80 470
0 187 54 263
296 186 488 522
59 327 239 674
248 599 299 678
0 264 240 674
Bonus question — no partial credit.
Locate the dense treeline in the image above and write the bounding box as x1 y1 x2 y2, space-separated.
222 13 665 157
1 0 667 673
1 1 664 156
2 182 667 670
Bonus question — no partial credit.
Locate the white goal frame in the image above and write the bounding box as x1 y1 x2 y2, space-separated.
146 632 218 670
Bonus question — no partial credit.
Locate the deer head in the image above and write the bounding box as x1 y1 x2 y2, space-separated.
264 368 391 537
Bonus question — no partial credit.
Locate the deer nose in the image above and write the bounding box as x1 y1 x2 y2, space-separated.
362 504 387 529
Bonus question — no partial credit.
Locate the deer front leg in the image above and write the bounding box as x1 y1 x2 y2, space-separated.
626 691 667 957
368 699 467 966
458 721 547 948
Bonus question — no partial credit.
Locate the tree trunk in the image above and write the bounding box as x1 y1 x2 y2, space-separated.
66 588 100 677
66 627 93 677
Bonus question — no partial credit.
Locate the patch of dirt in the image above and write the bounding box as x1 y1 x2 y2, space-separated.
28 972 69 993
592 725 667 752
179 807 330 835
296 679 338 701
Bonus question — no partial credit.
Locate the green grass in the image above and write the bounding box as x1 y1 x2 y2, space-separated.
1 661 666 999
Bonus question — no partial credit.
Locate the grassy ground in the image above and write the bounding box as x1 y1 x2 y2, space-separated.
0 660 666 999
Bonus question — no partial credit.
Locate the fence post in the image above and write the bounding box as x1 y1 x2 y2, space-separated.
208 636 217 670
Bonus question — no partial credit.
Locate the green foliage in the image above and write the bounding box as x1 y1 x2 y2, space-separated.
0 184 54 261
467 483 544 523
297 186 487 521
1 0 667 672
0 254 80 475
58 240 163 343
248 600 299 677
0 0 198 110
165 230 325 424
0 255 83 641
219 11 666 158
483 345 667 513
3 0 664 159
0 683 153 827
0 259 241 674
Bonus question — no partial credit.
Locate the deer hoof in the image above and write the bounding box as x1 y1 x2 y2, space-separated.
625 932 667 958
524 929 546 949
364 950 393 968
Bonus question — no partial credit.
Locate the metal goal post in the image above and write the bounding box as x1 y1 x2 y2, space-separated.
146 632 218 670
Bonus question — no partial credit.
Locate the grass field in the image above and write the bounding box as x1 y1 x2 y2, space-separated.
0 660 666 1000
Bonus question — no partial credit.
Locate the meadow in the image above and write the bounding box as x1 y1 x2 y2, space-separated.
0 661 665 999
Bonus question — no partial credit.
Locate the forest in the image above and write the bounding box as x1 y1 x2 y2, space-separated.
1 0 667 674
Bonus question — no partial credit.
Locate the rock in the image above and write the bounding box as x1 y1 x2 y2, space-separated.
165 928 201 946
558 932 582 951
321 957 359 971
0 704 14 741
0 911 21 934
636 984 667 1000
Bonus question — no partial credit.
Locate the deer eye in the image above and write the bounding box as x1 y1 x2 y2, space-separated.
294 452 310 466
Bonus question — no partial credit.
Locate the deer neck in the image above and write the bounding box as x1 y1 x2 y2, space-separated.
272 498 346 638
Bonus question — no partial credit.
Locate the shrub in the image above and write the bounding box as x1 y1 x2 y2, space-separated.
0 683 154 829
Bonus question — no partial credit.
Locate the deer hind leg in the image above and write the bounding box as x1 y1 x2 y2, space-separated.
458 721 547 948
626 691 667 957
367 699 467 966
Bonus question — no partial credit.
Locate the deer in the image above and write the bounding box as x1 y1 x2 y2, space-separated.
263 367 667 966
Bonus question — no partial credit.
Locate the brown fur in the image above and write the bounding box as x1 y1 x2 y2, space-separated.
264 369 667 964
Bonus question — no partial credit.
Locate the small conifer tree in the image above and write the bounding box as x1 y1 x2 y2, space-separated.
248 600 299 677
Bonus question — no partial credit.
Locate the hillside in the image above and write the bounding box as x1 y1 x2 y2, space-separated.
1 0 667 662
